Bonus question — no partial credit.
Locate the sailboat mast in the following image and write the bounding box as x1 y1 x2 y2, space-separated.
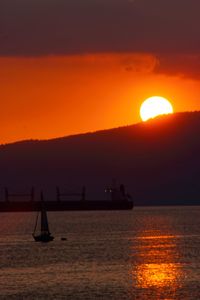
40 192 50 234
33 210 39 235
41 208 50 233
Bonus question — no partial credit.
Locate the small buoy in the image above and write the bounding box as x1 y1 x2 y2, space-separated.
61 237 67 241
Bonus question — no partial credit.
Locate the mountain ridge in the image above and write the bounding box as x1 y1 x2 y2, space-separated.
0 111 200 205
1 111 198 147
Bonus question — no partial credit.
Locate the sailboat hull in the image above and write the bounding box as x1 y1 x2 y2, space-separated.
33 234 54 243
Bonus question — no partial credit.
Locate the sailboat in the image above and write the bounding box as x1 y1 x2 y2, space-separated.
32 192 54 242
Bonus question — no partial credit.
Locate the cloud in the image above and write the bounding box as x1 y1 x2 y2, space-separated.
0 53 158 76
0 0 200 56
155 54 200 80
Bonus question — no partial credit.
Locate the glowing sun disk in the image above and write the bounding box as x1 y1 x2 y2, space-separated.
140 96 173 121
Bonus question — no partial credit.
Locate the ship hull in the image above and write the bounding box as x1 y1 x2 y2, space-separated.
0 200 134 212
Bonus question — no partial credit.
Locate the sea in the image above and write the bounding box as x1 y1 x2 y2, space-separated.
1 206 200 299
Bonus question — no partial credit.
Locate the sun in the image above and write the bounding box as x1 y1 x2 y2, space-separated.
140 96 173 121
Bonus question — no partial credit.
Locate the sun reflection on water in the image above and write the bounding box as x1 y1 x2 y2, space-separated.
136 262 179 288
131 231 183 296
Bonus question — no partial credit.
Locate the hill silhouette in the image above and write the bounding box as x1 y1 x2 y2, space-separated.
0 111 200 205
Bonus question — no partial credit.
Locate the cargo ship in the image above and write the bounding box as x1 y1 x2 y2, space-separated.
0 184 133 212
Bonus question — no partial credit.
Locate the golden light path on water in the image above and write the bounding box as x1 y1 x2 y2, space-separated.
136 262 178 288
131 232 183 295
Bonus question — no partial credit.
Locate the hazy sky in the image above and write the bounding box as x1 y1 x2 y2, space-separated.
1 0 200 56
1 0 200 143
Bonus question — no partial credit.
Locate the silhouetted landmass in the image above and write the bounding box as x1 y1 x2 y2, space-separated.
0 111 200 206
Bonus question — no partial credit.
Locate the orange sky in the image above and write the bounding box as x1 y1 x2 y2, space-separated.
1 53 200 144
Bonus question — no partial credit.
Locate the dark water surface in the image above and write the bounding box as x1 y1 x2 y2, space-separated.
0 207 200 299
